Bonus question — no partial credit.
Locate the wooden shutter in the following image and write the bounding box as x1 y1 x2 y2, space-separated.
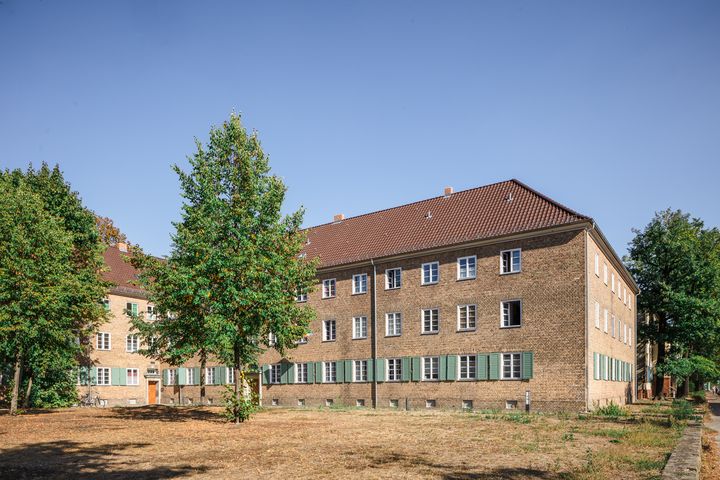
306 362 314 383
375 358 385 382
344 360 352 382
280 364 288 384
593 353 598 380
178 367 187 386
401 357 411 382
521 352 534 379
367 359 375 382
261 365 271 385
111 367 121 386
489 353 500 380
446 355 457 381
217 366 227 385
193 367 200 385
162 368 169 386
336 361 345 383
476 354 488 380
411 357 421 381
119 368 127 386
315 362 323 383
439 356 447 381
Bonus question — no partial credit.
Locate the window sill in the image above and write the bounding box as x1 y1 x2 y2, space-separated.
456 328 476 333
421 379 439 382
321 339 336 343
385 287 401 291
385 334 401 338
500 270 521 276
352 337 368 341
421 331 439 335
351 291 367 296
321 296 336 300
500 325 522 329
456 276 476 282
421 281 439 286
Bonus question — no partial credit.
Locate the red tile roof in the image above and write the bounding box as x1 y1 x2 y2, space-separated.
304 179 589 268
102 245 146 296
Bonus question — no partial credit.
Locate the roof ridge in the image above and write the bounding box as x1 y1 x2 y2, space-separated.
305 178 517 231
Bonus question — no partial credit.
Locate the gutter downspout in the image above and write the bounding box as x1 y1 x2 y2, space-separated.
371 259 378 409
584 228 590 411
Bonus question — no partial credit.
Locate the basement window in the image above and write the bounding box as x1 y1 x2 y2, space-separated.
425 399 436 409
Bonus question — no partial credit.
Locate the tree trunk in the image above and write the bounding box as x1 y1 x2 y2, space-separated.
683 376 691 397
200 352 207 405
653 315 667 400
10 349 23 415
22 375 33 409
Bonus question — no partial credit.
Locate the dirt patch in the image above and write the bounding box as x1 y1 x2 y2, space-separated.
702 427 720 480
0 407 682 479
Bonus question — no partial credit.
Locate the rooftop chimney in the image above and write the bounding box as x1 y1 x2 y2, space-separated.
333 213 345 223
443 186 453 197
117 242 128 253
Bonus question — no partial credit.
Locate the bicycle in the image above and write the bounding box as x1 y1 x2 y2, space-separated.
79 391 100 407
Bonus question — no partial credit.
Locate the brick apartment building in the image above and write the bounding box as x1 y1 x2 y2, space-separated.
76 243 242 406
259 179 638 412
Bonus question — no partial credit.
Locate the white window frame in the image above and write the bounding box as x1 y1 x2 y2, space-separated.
604 309 609 333
269 364 281 384
501 352 522 380
295 363 308 383
457 304 477 331
387 358 402 382
385 268 402 290
457 255 477 280
167 369 177 385
125 334 139 353
623 288 627 305
501 300 522 328
353 316 368 339
96 332 111 351
500 248 521 274
296 290 308 302
629 327 633 347
611 273 615 293
227 367 235 384
603 263 608 285
386 312 402 337
322 279 336 299
187 367 195 385
594 301 600 329
617 281 622 299
422 356 439 381
354 360 368 382
205 367 215 385
97 367 111 386
594 253 600 277
323 319 336 342
421 308 439 334
323 361 337 383
421 262 439 285
127 368 139 386
458 354 476 380
352 273 367 294
611 314 616 338
623 322 627 344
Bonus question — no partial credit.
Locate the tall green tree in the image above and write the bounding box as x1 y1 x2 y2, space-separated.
0 165 108 411
132 114 316 421
627 209 720 397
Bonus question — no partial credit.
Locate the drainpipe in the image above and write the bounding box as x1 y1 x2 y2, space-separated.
371 259 378 408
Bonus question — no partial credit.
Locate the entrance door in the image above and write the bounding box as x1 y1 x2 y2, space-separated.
148 381 158 404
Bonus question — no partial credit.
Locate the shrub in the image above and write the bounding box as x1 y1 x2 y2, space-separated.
690 390 706 404
670 399 694 420
222 386 258 423
595 401 628 418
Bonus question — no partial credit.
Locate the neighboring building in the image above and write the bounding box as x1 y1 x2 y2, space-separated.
76 243 244 406
258 180 638 412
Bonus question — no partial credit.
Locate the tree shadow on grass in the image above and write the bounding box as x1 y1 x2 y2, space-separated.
108 405 224 423
0 440 211 479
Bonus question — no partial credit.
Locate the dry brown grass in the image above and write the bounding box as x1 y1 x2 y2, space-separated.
0 406 682 479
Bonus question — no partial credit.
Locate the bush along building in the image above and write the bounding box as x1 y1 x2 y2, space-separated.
258 180 638 412
76 243 246 406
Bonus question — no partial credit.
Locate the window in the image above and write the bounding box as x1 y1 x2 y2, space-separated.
187 367 195 385
462 400 473 410
389 399 399 408
269 364 281 384
126 334 139 353
623 288 627 305
167 369 176 385
623 323 627 344
594 302 600 329
298 399 305 406
386 312 402 336
422 356 439 381
295 335 309 345
611 314 615 338
604 309 609 333
501 300 522 328
386 268 402 289
296 363 308 383
352 274 367 294
322 279 336 298
603 263 608 285
628 294 633 310
421 308 439 334
127 368 139 386
387 358 402 381
206 367 215 385
146 305 157 320
323 320 336 342
500 249 521 274
629 328 633 347
354 360 368 382
268 332 277 346
227 367 235 384
353 316 367 339
457 256 476 280
617 282 622 299
501 353 521 380
97 367 111 386
296 289 307 302
459 355 476 380
422 262 439 285
594 253 600 277
96 332 111 350
457 304 477 331
425 399 436 409
356 399 365 407
611 273 615 292
126 302 138 317
324 361 337 383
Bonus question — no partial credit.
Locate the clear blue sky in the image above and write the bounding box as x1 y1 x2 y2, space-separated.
1 1 718 257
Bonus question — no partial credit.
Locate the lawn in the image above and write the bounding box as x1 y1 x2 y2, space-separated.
0 406 683 479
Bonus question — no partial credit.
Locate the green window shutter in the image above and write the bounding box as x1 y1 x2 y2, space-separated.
280 364 288 384
288 364 295 384
193 367 200 385
489 353 500 380
336 361 344 383
401 357 411 382
306 362 314 383
262 365 271 385
593 353 598 380
439 355 447 381
476 354 488 380
119 368 127 386
344 360 353 382
375 358 385 382
78 366 89 385
178 367 187 386
367 359 375 382
91 367 98 385
217 366 227 385
521 352 534 380
315 362 323 383
411 357 421 381
162 368 169 386
111 367 121 386
446 355 457 381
